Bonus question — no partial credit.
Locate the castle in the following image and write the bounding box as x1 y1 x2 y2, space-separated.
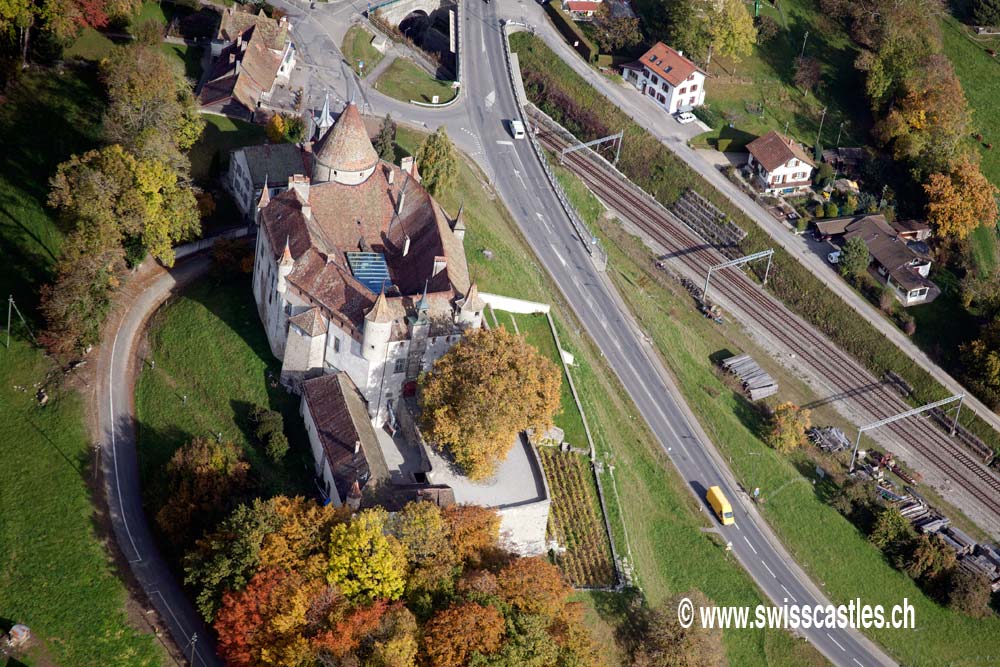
250 104 550 553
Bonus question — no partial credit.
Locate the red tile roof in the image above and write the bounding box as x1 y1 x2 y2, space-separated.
314 102 380 173
746 130 815 172
565 1 601 11
289 307 327 337
639 42 705 87
199 35 282 111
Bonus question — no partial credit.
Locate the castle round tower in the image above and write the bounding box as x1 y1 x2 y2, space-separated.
313 102 380 186
362 291 393 361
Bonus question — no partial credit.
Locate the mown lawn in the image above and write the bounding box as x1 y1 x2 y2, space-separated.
189 114 267 184
341 24 384 77
161 42 203 81
553 137 1000 666
373 58 456 104
396 124 826 666
135 276 314 521
0 67 165 666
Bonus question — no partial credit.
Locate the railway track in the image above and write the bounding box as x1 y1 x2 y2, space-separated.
534 122 1000 524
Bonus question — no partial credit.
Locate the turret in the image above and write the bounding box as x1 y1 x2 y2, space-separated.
456 282 485 327
313 102 380 186
277 236 294 294
254 174 270 225
362 290 393 361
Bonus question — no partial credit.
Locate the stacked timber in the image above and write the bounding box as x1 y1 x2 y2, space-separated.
721 354 778 401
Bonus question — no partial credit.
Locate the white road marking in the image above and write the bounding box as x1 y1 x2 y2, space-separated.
109 314 142 564
549 243 567 266
761 560 776 578
780 584 797 603
853 659 864 667
496 140 513 145
485 90 496 108
743 535 757 554
151 590 208 666
536 212 553 234
827 633 846 652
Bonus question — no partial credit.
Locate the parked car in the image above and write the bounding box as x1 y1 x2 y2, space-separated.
827 250 841 264
509 119 526 139
675 111 696 124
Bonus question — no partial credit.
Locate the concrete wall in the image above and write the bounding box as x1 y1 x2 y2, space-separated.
480 293 550 314
498 499 551 556
376 0 455 26
175 226 250 261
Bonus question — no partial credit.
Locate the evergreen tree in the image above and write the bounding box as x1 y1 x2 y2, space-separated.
375 113 397 162
415 127 457 196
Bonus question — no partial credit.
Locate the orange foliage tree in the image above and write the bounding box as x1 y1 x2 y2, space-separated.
497 556 572 619
924 157 999 240
420 327 561 479
442 504 501 566
422 601 505 667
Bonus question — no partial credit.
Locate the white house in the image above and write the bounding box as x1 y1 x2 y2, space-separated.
561 0 602 19
745 130 816 195
621 42 707 113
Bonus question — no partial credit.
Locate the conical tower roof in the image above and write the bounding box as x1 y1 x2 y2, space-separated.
365 290 393 324
314 102 379 173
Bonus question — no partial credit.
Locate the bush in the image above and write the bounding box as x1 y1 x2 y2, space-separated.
265 431 289 462
815 161 834 186
824 201 839 217
755 15 781 43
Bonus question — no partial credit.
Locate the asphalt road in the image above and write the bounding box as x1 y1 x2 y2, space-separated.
457 7 897 667
97 256 221 667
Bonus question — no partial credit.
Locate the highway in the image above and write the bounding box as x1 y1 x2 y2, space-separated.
456 6 896 666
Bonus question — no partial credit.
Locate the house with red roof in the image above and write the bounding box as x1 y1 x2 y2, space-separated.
561 0 602 19
745 130 816 195
621 42 707 114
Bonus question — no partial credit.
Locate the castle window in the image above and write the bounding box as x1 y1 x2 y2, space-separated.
333 337 341 353
394 358 406 374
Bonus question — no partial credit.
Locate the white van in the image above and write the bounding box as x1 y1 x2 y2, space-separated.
510 119 526 139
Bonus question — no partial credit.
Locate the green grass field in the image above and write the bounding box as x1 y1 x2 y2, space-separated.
342 24 385 77
648 0 869 151
161 42 203 81
550 128 1000 665
0 68 166 666
394 124 826 666
374 58 457 104
189 114 267 184
135 276 314 522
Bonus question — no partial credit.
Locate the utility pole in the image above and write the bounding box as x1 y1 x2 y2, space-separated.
5 295 11 349
815 106 827 146
187 633 198 666
800 30 809 58
835 121 845 149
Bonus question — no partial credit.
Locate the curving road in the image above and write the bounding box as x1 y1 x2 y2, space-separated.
96 255 221 667
95 3 896 665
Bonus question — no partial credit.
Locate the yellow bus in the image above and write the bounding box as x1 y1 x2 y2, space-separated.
706 485 735 526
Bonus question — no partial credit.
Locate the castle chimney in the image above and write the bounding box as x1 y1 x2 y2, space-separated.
354 440 361 454
400 156 415 175
432 256 447 276
397 190 406 215
302 203 311 220
402 235 411 257
387 167 395 185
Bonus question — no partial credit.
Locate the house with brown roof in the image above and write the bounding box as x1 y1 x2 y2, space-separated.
745 130 816 194
814 214 938 306
621 42 707 113
199 6 296 118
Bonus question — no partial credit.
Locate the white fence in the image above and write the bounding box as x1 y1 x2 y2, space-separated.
481 292 551 314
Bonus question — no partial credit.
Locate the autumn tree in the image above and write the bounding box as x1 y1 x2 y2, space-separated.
422 602 505 667
327 508 407 602
663 1 713 61
155 437 251 549
375 113 397 162
103 43 204 168
960 318 1000 409
420 327 561 480
267 113 288 143
366 603 419 667
875 54 970 175
793 56 822 92
764 402 811 454
839 235 871 280
632 589 726 667
443 504 501 566
924 156 999 239
709 0 756 62
259 496 347 579
415 127 457 196
390 501 458 603
904 533 956 585
869 506 916 566
312 599 390 660
497 557 571 620
184 498 283 620
593 4 641 53
49 144 201 265
948 568 992 617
